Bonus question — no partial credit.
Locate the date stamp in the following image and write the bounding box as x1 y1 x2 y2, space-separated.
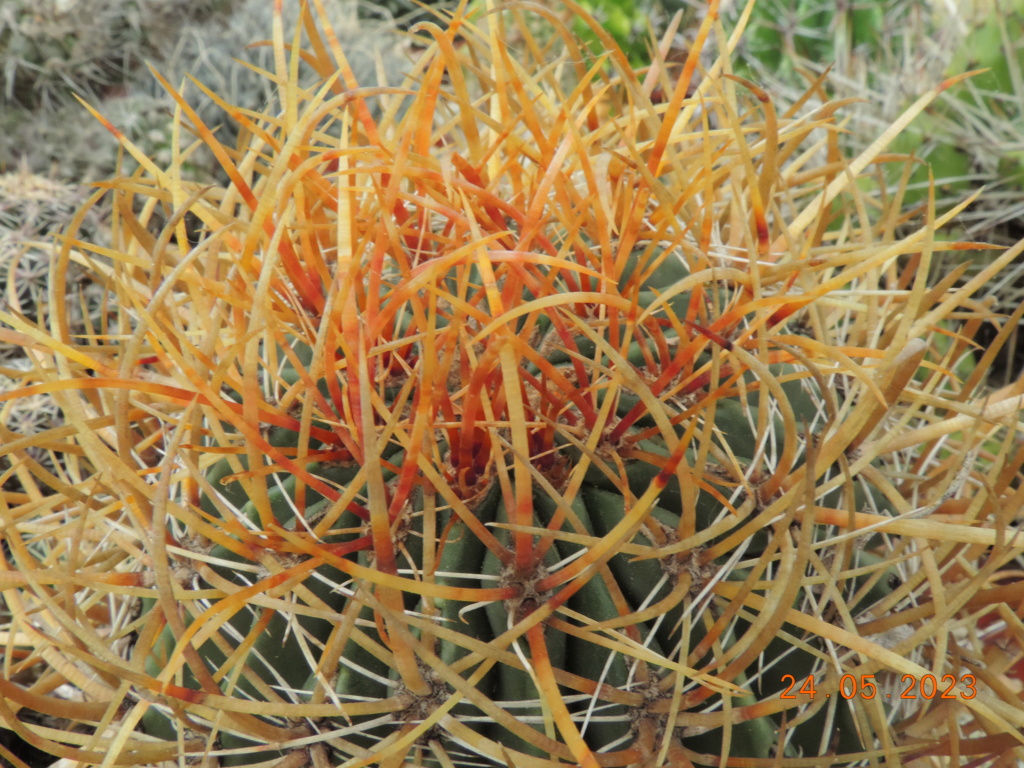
780 674 977 700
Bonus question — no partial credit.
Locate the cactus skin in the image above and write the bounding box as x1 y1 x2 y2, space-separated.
2 2 1024 768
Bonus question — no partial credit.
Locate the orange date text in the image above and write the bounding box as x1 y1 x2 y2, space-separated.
779 674 977 700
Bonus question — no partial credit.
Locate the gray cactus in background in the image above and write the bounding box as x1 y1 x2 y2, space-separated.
0 0 419 181
0 0 232 111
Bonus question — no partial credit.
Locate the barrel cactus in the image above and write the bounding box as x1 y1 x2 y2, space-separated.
2 1 1024 766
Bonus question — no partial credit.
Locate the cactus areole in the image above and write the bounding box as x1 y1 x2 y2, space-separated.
6 1 1024 767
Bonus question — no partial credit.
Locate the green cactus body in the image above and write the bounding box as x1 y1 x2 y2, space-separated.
134 270 840 766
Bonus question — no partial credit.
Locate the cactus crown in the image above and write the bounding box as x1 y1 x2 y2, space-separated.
2 1 1024 767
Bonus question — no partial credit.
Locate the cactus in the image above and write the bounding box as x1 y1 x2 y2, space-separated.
137 0 417 153
0 170 106 492
0 0 231 111
0 169 106 357
722 0 969 203
723 0 1024 385
0 0 409 180
571 0 668 66
2 2 1024 766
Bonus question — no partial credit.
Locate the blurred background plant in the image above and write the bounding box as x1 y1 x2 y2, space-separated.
0 0 428 182
488 0 1024 382
0 0 229 111
554 0 1024 382
699 0 1024 382
0 168 109 495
